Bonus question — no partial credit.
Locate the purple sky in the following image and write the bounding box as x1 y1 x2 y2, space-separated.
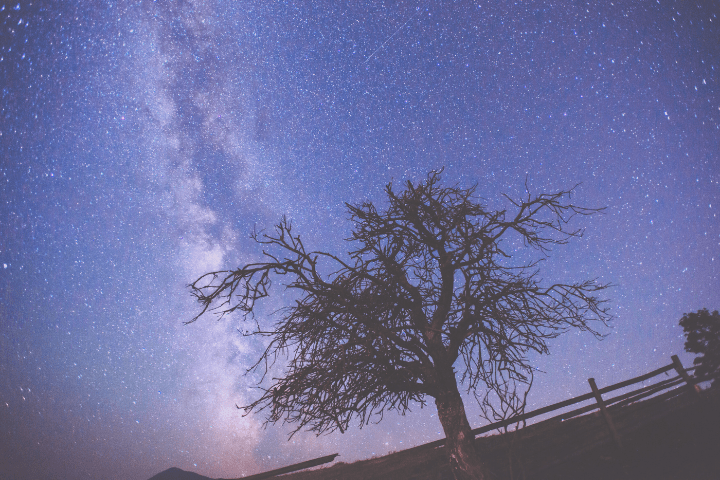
1 1 718 479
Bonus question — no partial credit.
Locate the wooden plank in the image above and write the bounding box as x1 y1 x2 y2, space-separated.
588 378 623 449
468 392 595 437
671 354 701 397
608 377 685 410
408 358 684 453
595 363 674 397
469 363 675 437
230 453 340 480
550 376 684 422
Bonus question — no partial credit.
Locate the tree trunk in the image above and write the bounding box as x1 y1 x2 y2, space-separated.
435 383 488 480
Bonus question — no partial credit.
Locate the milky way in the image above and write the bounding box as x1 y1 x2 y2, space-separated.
1 1 718 479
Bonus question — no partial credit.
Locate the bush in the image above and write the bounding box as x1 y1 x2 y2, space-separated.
679 309 720 388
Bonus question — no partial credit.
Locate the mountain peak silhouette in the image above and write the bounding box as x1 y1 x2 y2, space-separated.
147 467 214 480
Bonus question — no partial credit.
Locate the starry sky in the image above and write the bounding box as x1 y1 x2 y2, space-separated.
1 1 718 479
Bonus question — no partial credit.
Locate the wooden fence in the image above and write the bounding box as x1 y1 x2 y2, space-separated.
230 354 713 479
232 453 340 480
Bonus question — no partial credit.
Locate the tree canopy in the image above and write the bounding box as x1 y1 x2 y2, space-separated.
188 170 612 480
680 308 720 389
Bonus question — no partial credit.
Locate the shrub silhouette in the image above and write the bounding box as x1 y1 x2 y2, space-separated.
679 308 720 388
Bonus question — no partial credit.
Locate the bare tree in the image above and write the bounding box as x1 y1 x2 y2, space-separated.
188 170 611 480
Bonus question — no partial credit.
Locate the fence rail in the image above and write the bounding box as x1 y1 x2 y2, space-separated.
229 453 340 480
409 354 709 453
230 354 713 478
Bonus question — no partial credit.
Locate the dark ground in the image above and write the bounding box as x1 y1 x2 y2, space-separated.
532 391 720 480
150 388 720 480
278 388 720 480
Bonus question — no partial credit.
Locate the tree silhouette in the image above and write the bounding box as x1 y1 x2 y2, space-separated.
679 308 720 389
188 170 611 480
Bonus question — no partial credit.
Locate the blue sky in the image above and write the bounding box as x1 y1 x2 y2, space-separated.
1 1 718 479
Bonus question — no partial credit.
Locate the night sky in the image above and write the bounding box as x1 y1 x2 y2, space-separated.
1 1 718 479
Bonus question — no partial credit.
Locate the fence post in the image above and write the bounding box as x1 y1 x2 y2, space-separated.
588 378 623 449
671 355 701 396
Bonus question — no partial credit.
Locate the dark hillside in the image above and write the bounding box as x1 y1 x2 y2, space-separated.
147 467 214 480
147 388 718 480
277 388 719 480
